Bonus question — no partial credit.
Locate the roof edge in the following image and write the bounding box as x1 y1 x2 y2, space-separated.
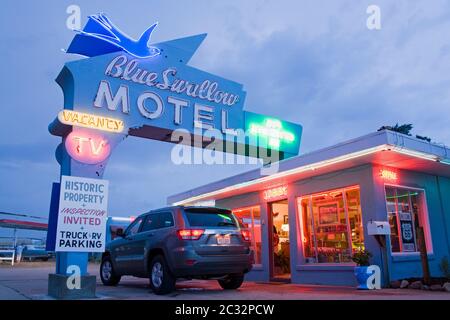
168 130 450 204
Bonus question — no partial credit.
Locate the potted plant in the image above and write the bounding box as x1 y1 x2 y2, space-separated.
352 249 373 289
274 249 291 274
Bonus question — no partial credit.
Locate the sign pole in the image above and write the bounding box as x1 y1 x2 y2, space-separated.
48 133 115 299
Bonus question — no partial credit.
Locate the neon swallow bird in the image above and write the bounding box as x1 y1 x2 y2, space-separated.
73 13 160 59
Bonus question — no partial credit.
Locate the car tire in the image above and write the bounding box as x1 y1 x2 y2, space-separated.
218 274 245 290
100 256 121 286
149 255 176 295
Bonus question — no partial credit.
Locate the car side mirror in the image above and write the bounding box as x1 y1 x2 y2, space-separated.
116 228 125 237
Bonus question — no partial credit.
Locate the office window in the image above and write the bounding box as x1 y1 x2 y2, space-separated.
233 206 262 265
298 186 364 264
384 186 431 253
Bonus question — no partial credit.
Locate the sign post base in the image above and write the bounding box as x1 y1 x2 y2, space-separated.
48 273 96 300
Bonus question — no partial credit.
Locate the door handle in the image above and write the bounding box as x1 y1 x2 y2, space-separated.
147 233 154 238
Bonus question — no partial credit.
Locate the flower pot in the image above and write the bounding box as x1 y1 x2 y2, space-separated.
354 266 371 290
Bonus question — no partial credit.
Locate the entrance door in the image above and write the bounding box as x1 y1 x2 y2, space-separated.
269 199 291 281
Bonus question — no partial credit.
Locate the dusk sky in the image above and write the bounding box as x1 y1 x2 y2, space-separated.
1 0 450 239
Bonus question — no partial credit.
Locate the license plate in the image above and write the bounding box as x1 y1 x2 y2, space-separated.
217 235 231 245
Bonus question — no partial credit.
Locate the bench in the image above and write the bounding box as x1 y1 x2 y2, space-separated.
0 249 15 266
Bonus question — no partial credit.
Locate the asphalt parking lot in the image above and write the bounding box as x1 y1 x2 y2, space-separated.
0 262 449 300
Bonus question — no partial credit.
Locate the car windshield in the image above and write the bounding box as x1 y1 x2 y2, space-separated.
184 209 238 228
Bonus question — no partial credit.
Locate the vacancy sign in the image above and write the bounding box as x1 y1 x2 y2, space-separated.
55 175 109 252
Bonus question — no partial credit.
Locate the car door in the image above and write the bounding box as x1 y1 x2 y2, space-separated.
151 211 175 252
133 212 175 275
113 216 144 274
128 213 161 276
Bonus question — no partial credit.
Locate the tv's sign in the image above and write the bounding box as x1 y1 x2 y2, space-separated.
65 131 111 164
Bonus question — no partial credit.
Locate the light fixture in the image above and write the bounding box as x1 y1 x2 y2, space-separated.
58 110 124 133
248 118 295 150
68 13 160 59
65 131 111 164
263 186 288 201
111 217 133 222
379 168 398 181
390 146 439 162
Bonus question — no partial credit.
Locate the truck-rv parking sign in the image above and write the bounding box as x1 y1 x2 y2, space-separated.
55 175 109 252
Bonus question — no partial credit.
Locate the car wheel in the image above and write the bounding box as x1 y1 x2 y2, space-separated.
218 274 245 290
149 255 176 295
100 256 121 286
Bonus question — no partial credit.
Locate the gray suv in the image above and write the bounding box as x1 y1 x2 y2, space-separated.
100 206 253 294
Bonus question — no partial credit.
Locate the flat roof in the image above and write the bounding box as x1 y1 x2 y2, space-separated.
0 219 48 231
168 130 450 205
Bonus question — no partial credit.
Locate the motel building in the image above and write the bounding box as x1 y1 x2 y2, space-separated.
168 130 450 287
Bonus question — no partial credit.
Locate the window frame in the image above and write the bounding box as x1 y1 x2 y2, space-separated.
141 212 175 232
297 185 362 265
184 211 238 228
382 183 433 256
156 211 175 230
124 216 144 236
232 205 262 267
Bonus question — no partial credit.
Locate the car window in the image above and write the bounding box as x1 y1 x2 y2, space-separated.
141 215 159 232
157 212 174 228
126 217 143 236
184 211 238 228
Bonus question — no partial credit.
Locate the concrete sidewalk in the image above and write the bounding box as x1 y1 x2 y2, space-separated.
0 262 449 300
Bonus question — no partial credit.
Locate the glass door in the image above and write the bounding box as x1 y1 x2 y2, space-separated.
269 199 290 281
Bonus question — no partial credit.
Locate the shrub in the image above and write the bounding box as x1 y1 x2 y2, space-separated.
352 249 372 266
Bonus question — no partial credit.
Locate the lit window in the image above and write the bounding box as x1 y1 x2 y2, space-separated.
298 186 364 264
384 186 431 253
233 206 262 265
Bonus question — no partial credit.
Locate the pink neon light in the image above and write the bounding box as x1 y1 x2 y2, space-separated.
380 169 397 181
263 186 288 201
65 131 111 164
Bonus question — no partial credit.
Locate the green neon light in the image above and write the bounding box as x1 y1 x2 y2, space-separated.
248 119 295 149
386 192 419 199
218 214 232 221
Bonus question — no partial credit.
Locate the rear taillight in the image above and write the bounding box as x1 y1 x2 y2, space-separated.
177 229 205 240
241 230 251 241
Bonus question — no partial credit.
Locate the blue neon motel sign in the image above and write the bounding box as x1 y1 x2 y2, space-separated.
50 14 302 161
